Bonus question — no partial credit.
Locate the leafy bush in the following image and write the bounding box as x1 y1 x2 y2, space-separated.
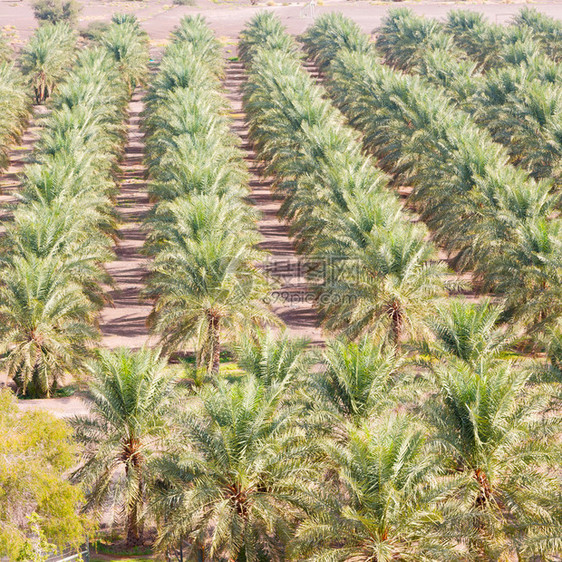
0 389 93 559
80 21 110 41
31 0 82 26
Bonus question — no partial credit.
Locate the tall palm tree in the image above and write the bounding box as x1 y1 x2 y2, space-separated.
292 416 453 561
71 348 175 547
0 255 98 397
153 375 316 561
21 22 76 103
426 360 562 559
146 197 278 373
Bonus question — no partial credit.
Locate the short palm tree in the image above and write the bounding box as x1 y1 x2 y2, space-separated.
312 338 404 425
71 348 175 547
152 375 316 561
0 255 98 397
292 416 452 561
426 360 562 559
236 330 311 386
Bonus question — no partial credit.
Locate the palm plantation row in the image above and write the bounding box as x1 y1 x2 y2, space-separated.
142 15 276 373
303 12 562 340
0 21 78 172
0 16 149 396
241 13 450 344
375 9 562 187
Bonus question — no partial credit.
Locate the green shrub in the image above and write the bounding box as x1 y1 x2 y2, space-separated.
80 20 110 41
173 0 197 5
31 0 82 26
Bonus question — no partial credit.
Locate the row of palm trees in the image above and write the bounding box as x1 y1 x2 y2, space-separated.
302 13 562 338
0 16 149 397
0 61 30 172
240 12 451 345
142 16 277 373
375 8 562 187
71 303 562 559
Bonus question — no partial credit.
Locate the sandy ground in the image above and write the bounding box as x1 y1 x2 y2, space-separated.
2 0 562 45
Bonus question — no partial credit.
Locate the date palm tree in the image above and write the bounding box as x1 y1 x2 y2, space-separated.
71 347 175 547
426 360 562 559
146 197 278 374
152 375 316 561
0 255 98 397
319 222 451 345
101 16 149 93
21 22 76 103
292 416 453 561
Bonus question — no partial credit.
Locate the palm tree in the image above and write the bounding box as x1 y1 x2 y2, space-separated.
236 329 311 386
0 255 98 397
101 17 149 93
146 196 278 373
424 298 513 369
21 22 76 103
71 348 175 547
152 375 316 561
292 416 453 561
426 360 562 559
311 338 404 425
319 223 451 345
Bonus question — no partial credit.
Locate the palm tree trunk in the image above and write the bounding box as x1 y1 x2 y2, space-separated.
125 444 144 547
208 314 221 375
390 302 403 346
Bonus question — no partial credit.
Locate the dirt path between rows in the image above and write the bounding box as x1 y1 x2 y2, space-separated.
224 59 324 345
100 91 152 350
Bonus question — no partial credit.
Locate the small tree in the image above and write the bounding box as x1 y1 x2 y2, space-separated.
32 0 82 26
0 389 92 559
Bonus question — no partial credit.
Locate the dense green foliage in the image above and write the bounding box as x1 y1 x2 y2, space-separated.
0 390 92 559
2 10 561 562
303 12 562 336
0 18 149 397
143 16 277 371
